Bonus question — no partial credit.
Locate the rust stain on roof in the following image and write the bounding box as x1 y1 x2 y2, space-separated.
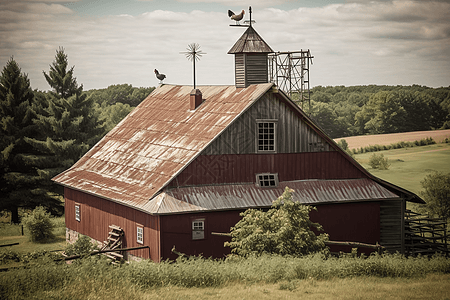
53 83 274 211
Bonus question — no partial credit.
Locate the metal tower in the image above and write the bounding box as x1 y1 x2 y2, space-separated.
269 50 313 112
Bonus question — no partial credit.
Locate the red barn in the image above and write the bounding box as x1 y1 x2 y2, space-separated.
53 25 423 262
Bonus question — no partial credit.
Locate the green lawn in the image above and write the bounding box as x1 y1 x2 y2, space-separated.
0 217 67 254
354 143 450 196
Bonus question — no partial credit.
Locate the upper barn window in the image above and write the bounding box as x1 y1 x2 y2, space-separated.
256 120 277 152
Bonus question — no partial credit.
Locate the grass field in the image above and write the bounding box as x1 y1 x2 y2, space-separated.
0 217 66 253
40 274 450 300
354 143 450 196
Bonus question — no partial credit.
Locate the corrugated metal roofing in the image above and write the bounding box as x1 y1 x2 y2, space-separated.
228 26 274 54
53 83 275 210
145 178 400 215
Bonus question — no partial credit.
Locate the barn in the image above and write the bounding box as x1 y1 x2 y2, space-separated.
53 24 424 262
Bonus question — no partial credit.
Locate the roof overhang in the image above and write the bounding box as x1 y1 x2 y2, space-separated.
144 178 400 215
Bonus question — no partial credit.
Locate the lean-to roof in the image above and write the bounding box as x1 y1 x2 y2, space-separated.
144 178 400 215
53 83 274 210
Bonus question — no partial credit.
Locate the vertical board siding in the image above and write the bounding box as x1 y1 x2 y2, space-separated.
310 201 381 255
380 199 404 253
65 188 161 261
169 152 367 187
235 54 245 88
202 92 331 155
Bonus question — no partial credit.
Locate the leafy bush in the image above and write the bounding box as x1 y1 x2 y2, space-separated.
369 153 390 170
224 187 328 257
21 206 55 242
420 171 450 221
64 234 98 257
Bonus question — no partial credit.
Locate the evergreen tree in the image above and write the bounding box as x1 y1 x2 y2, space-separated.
32 47 105 168
0 58 62 223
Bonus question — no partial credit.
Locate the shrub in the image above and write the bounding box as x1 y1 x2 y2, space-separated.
65 234 98 256
369 153 390 170
224 187 329 257
21 206 55 242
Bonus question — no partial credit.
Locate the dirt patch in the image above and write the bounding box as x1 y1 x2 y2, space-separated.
334 130 450 150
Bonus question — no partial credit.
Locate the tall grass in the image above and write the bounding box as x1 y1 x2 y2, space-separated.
1 252 449 299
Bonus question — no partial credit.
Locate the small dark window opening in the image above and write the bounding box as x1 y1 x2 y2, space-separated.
256 173 278 188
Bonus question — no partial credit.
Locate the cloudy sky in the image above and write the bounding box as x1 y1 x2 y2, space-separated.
1 0 449 91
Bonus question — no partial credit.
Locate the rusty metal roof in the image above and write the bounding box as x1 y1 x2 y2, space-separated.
228 26 274 54
144 178 400 215
53 83 275 210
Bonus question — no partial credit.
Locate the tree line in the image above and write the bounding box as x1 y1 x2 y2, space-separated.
308 85 450 139
0 48 154 223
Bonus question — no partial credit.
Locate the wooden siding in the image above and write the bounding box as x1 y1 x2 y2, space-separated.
169 152 368 187
160 210 242 260
64 188 161 261
235 54 269 88
311 201 381 255
380 199 405 253
235 54 246 88
202 92 332 155
246 54 268 86
161 201 383 259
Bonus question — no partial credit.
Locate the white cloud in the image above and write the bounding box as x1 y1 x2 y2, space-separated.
1 0 449 91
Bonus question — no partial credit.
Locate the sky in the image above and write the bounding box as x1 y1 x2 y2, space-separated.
1 0 450 91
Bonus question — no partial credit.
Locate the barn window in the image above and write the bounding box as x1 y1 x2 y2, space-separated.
256 173 279 188
75 204 81 222
136 226 144 244
192 218 205 240
256 120 277 152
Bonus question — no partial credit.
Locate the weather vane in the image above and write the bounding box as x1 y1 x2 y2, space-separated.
181 43 206 89
229 6 255 27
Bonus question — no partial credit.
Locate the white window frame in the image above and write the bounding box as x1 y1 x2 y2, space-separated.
256 119 277 153
256 173 279 188
136 226 144 244
75 204 81 222
192 218 205 240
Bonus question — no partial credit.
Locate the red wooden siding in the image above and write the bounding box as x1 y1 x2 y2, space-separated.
311 201 381 254
159 200 382 259
160 210 242 260
65 187 161 261
169 152 367 187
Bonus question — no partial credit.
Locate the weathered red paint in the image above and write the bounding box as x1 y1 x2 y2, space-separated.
64 188 160 261
169 152 367 187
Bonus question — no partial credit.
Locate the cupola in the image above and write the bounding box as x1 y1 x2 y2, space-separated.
228 25 274 88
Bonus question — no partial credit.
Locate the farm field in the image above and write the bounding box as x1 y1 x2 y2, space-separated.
354 143 450 196
335 129 450 150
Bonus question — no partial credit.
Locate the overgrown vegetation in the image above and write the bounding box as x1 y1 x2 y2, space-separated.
21 206 55 242
368 153 390 170
0 251 449 299
225 187 328 257
351 137 437 154
421 171 450 222
64 234 99 257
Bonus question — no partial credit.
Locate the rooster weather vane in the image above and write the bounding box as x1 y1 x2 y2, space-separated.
181 43 206 89
228 6 255 27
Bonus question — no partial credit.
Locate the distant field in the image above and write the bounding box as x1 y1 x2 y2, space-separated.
334 129 450 150
354 143 450 197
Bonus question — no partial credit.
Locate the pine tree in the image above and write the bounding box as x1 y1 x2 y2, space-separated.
34 47 105 169
0 58 63 223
